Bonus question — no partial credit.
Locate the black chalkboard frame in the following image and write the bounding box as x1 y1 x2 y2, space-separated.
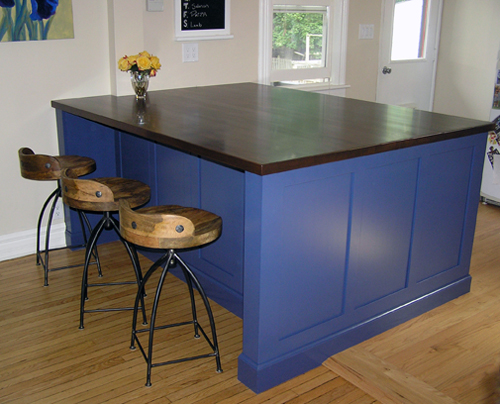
175 0 233 41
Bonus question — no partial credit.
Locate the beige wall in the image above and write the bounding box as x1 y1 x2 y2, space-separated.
345 0 382 102
433 0 500 120
109 0 259 95
1 0 111 240
0 0 259 244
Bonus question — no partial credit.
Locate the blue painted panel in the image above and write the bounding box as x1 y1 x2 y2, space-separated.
276 174 351 339
156 143 199 207
155 143 245 297
242 165 353 364
198 159 244 294
411 146 474 283
57 112 118 178
350 158 419 308
119 132 157 207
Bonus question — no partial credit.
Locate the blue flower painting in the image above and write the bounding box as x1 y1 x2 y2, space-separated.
0 0 73 42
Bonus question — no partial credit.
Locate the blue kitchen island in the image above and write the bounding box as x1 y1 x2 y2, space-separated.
52 83 492 393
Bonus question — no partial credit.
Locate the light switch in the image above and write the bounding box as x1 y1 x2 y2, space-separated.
359 24 374 40
146 0 163 12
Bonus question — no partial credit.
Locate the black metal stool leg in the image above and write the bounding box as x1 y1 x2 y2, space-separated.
36 187 59 267
180 257 200 339
175 253 222 373
145 252 173 386
79 215 107 329
131 246 147 298
36 187 60 286
42 189 60 286
79 210 103 277
109 217 148 326
130 251 171 350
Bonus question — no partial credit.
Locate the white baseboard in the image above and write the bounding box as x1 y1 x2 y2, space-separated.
0 223 67 262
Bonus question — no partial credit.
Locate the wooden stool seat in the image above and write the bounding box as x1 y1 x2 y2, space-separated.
119 199 223 387
61 169 151 329
19 147 96 180
18 147 98 286
119 204 222 250
62 176 151 212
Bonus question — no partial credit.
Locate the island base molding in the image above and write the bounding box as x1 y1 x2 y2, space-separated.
238 276 471 393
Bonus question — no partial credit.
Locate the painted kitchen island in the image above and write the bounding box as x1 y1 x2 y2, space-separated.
52 83 492 393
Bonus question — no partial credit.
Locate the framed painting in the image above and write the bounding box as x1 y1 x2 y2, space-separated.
0 0 74 42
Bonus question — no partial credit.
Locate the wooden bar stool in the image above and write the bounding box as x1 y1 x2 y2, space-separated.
119 199 223 387
61 168 151 329
18 147 99 286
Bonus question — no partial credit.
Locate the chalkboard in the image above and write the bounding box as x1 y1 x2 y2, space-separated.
175 0 232 40
181 0 225 31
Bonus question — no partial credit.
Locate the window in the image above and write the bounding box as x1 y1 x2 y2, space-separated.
272 5 328 84
391 0 429 61
259 0 348 89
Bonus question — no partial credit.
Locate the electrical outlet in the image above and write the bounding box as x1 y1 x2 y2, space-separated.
53 199 64 220
182 43 199 63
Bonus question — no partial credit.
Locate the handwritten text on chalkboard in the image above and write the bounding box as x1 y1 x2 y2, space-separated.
181 0 225 31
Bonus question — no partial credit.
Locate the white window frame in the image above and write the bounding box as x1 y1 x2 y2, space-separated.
259 0 349 91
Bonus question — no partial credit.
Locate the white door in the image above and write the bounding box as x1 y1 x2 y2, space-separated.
376 0 443 111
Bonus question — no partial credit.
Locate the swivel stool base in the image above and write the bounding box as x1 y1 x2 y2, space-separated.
119 200 223 386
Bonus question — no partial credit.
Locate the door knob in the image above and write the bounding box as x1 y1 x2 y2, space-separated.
382 66 392 74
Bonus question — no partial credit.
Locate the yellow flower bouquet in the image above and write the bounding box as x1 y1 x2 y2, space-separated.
118 51 161 76
118 51 161 99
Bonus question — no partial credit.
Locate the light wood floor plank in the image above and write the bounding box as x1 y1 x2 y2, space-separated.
2 203 500 403
324 347 460 404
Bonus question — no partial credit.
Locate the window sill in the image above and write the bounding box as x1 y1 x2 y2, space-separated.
278 83 351 96
279 83 349 91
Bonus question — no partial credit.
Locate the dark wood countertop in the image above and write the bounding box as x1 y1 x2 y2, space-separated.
52 82 493 175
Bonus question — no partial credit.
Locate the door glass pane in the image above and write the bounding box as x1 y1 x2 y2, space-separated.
272 6 328 71
391 0 429 61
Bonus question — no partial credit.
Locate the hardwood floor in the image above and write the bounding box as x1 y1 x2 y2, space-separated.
1 203 500 403
325 202 500 404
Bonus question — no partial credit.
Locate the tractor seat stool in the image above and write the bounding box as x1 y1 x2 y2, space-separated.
61 168 151 330
119 199 223 387
18 147 100 286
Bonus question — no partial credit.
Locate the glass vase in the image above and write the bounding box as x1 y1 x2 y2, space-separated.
130 70 150 99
